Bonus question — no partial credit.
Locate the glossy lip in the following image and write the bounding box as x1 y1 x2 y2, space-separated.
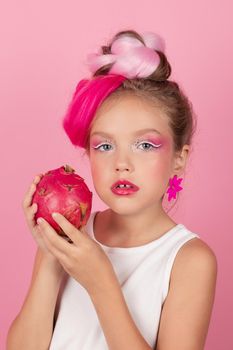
111 187 138 195
111 179 140 192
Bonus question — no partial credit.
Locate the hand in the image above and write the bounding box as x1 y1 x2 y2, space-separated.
36 212 114 295
22 174 63 267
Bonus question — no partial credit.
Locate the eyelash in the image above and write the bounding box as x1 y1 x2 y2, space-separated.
93 140 162 152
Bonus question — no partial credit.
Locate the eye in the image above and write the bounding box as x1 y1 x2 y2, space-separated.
137 142 161 151
93 143 113 152
93 141 162 152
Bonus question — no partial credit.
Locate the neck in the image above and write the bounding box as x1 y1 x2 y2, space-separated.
104 204 176 242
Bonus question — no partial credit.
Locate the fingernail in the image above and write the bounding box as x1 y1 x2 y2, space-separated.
37 218 44 224
52 212 58 218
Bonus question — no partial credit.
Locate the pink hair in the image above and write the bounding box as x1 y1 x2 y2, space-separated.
62 74 126 148
62 31 164 149
86 33 164 79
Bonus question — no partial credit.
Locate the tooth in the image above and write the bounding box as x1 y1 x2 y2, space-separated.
118 184 131 188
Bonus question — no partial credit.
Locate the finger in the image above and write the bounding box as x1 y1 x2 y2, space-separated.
25 203 38 231
33 173 44 184
51 212 84 245
22 174 43 210
22 183 37 210
39 225 68 263
37 217 74 255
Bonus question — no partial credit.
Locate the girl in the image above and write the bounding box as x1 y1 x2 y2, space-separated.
7 29 217 350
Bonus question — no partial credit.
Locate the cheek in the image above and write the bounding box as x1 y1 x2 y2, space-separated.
90 160 101 176
148 141 173 179
149 162 170 186
90 157 110 184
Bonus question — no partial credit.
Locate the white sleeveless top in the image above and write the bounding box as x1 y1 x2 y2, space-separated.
49 211 200 350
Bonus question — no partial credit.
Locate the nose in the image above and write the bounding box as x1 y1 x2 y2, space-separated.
115 151 133 173
116 165 130 172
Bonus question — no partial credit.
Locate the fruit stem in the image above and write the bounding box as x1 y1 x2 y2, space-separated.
64 164 75 173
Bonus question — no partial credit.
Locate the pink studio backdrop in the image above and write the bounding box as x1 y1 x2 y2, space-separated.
1 1 232 349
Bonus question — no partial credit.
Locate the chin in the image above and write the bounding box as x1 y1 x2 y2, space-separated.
108 199 144 216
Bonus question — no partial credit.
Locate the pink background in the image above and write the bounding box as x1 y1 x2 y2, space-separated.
1 1 232 349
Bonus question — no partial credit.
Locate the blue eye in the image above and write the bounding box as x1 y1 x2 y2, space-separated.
138 142 159 151
94 141 161 152
136 140 162 152
94 143 113 152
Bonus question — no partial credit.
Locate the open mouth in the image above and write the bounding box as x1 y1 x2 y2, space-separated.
111 184 139 195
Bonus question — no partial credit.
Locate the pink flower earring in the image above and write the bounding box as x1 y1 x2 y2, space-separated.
166 174 183 201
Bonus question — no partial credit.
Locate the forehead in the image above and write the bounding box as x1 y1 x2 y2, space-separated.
90 94 171 138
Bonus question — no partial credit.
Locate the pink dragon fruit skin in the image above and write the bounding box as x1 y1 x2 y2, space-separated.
32 164 93 237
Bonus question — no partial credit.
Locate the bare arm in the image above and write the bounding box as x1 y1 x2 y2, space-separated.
90 266 152 350
156 238 218 350
6 174 65 349
6 248 66 350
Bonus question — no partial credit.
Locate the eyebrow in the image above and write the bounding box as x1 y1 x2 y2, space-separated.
90 128 162 138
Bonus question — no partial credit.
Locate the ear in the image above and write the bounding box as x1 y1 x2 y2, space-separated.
172 145 190 176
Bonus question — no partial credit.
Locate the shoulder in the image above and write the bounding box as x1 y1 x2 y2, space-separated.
170 237 218 283
156 237 218 349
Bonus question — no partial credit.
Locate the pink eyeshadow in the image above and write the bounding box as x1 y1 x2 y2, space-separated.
144 136 163 145
91 138 104 147
143 135 172 150
90 133 169 148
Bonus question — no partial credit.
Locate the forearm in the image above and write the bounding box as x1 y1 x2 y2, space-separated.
6 249 65 350
90 269 152 350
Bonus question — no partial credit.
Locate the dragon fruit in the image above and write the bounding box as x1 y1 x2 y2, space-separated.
32 164 93 239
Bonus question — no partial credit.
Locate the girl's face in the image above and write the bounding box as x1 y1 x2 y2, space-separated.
88 95 176 215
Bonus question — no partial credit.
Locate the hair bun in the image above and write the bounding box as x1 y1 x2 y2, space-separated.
85 30 171 81
141 32 165 52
